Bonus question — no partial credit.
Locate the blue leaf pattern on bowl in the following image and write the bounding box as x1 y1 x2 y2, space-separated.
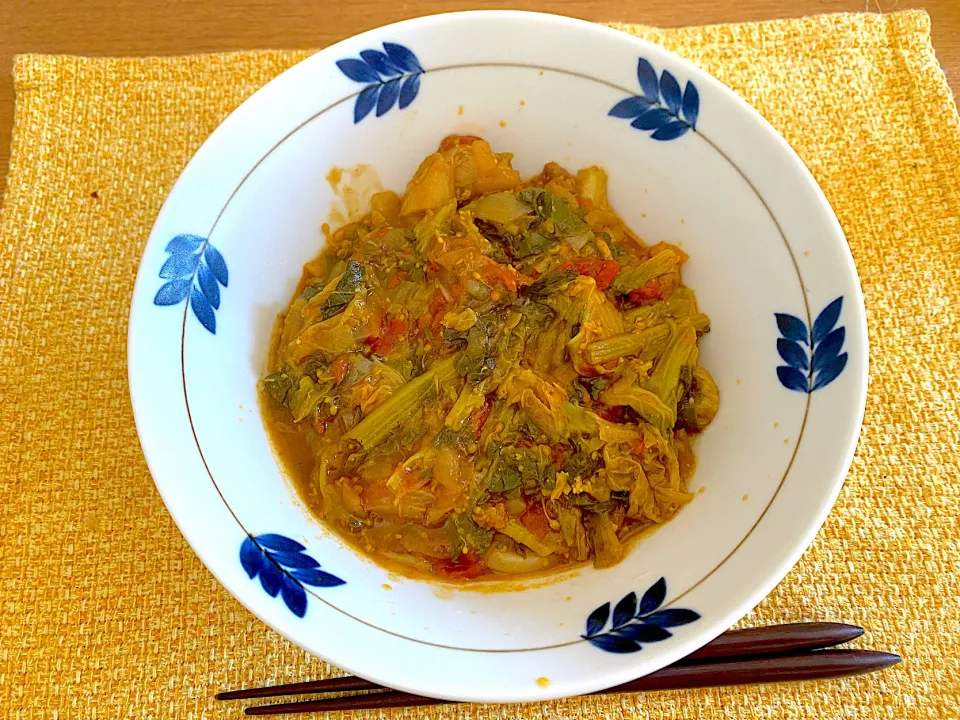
153 234 228 334
336 42 425 123
775 297 848 392
583 577 700 653
240 533 345 618
609 59 700 141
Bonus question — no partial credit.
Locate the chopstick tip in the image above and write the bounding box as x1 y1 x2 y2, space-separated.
843 624 865 641
876 651 902 668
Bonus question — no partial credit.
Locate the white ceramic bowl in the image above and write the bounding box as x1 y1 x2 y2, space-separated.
128 11 867 703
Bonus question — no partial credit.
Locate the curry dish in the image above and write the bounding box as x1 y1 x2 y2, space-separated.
260 135 719 580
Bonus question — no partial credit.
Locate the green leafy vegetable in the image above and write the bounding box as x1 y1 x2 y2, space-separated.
287 376 334 422
485 444 523 493
587 512 624 568
522 268 578 299
447 513 493 558
301 355 332 380
565 495 614 511
521 300 556 325
263 371 295 405
570 382 586 405
319 260 363 320
518 188 553 217
396 424 429 448
435 427 475 447
515 232 557 259
414 201 456 254
609 243 628 260
580 376 610 401
485 444 552 495
442 326 470 348
473 220 517 261
563 450 600 481
456 316 500 381
475 219 557 261
557 506 589 561
550 199 590 238
518 445 553 493
518 188 591 245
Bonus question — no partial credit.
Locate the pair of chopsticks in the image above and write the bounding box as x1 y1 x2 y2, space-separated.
217 622 899 716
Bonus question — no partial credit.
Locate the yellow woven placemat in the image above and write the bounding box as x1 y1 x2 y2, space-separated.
1 9 958 719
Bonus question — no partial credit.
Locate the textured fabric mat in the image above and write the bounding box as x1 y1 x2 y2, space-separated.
1 9 958 719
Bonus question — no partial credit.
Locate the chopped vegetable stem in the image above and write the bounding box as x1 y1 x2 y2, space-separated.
345 355 461 450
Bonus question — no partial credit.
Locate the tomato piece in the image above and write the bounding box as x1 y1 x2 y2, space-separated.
593 260 621 291
364 308 385 340
630 439 645 456
426 290 449 337
520 504 551 540
597 404 624 423
332 356 352 384
576 196 596 210
371 317 409 355
469 400 493 437
551 444 569 468
397 465 418 492
435 550 484 579
428 289 447 315
481 263 520 293
387 271 408 290
315 415 333 435
559 257 621 291
628 278 664 302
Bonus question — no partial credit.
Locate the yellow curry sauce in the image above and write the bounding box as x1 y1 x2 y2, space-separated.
260 135 718 581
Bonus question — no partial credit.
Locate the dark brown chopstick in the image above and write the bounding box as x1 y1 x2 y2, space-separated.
600 649 901 693
242 650 900 715
218 675 380 701
216 622 862 701
680 621 864 662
